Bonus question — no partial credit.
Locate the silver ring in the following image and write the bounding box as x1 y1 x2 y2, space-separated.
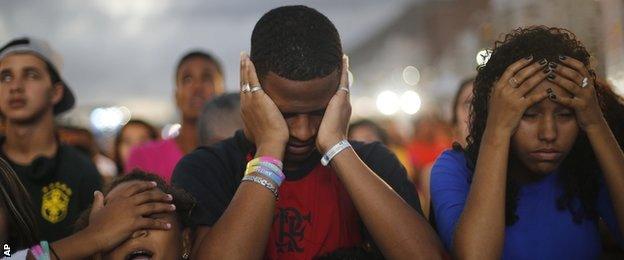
339 87 349 93
241 83 250 93
250 85 262 93
581 77 588 88
508 77 519 87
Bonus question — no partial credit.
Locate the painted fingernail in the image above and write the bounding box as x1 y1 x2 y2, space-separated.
542 67 551 74
166 194 173 201
525 55 533 60
170 204 176 210
547 73 556 80
165 223 172 229
559 55 567 61
150 181 157 187
546 88 553 93
548 62 557 69
548 93 557 100
538 58 548 65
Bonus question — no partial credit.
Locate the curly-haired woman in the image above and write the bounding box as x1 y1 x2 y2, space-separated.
431 26 624 259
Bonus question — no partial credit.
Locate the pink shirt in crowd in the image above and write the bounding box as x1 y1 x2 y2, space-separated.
124 138 184 183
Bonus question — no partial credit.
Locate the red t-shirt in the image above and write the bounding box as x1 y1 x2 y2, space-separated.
265 163 362 259
172 130 421 259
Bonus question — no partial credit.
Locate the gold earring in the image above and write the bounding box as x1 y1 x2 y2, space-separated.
182 251 190 259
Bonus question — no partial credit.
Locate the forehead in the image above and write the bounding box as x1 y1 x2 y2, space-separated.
122 124 150 137
124 123 149 133
177 57 219 76
352 124 378 133
0 53 47 71
262 71 339 113
526 80 572 109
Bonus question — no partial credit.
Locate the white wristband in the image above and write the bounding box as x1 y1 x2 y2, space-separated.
321 140 351 166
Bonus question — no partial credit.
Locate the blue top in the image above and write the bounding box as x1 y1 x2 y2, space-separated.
431 149 623 259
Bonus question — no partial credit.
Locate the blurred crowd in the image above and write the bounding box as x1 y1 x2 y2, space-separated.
1 4 624 260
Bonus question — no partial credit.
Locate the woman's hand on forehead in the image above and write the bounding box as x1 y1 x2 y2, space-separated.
84 181 176 253
105 180 162 204
545 55 604 130
485 56 549 135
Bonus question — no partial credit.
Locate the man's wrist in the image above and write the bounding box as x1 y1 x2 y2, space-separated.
318 136 345 154
256 141 286 161
320 140 351 166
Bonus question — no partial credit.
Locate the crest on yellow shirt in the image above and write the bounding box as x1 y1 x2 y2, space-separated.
41 182 72 224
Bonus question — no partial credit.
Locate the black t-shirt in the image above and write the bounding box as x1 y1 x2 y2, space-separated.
1 140 102 242
172 130 421 257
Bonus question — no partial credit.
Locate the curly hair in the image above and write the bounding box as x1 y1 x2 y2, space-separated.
462 26 624 225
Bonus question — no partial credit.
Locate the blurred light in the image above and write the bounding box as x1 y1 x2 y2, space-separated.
400 90 422 115
352 96 376 117
117 106 132 125
161 123 181 139
476 49 492 66
90 106 131 132
376 91 400 115
607 73 624 97
402 66 421 86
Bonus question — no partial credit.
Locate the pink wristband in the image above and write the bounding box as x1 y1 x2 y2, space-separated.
30 245 43 258
249 156 283 169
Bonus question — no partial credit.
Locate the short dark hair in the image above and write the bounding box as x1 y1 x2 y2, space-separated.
348 119 389 145
175 50 223 79
198 93 242 146
250 5 342 81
